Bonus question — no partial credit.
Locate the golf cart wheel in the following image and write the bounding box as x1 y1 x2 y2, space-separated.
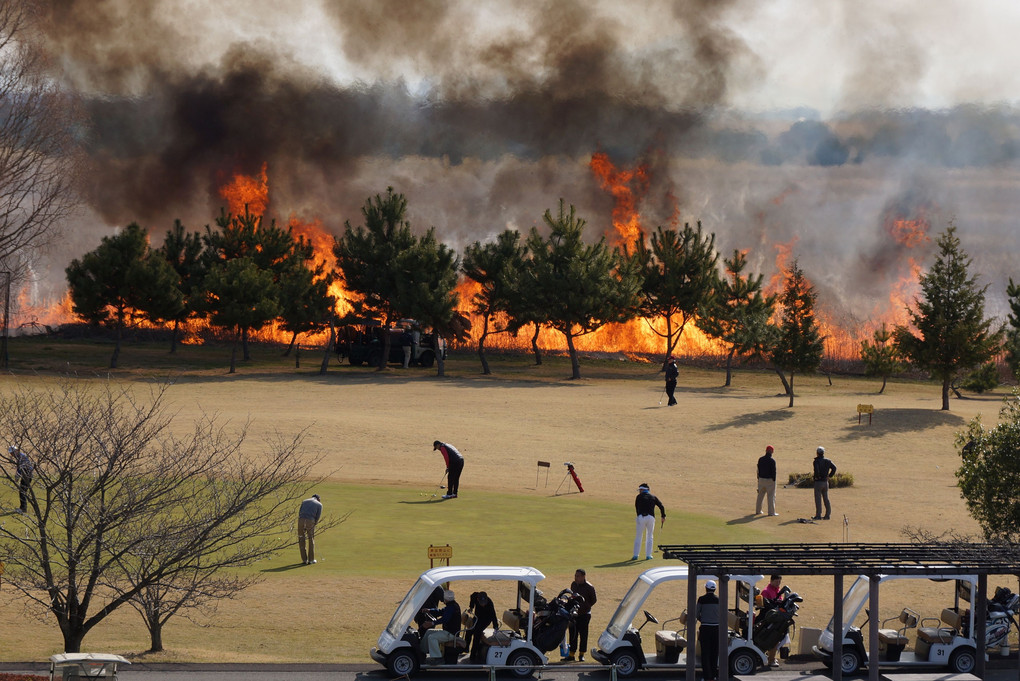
729 649 758 675
949 647 977 674
386 650 419 677
418 351 435 368
506 650 538 678
611 649 640 678
840 647 863 675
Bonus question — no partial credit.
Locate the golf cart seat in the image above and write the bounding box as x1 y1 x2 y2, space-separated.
879 608 919 647
917 608 962 644
502 608 522 631
654 612 688 663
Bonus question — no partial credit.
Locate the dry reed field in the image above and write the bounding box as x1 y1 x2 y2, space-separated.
0 355 1013 662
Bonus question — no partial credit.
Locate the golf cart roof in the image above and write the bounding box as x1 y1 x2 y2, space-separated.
50 654 130 666
632 566 763 587
418 565 545 586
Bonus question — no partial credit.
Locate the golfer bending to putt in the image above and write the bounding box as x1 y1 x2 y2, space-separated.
432 440 464 499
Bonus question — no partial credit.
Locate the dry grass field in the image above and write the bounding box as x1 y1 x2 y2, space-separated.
0 347 1014 663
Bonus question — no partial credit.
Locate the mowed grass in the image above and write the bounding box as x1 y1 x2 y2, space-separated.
0 336 1013 662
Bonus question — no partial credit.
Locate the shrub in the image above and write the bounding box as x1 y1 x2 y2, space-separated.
787 472 854 488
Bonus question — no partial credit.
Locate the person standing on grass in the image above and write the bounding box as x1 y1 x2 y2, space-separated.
633 483 666 560
664 356 679 406
812 446 837 520
12 445 32 514
297 493 322 564
755 445 778 516
697 580 720 681
432 440 464 499
563 568 597 662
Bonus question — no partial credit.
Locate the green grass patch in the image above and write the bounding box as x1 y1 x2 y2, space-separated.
251 482 784 578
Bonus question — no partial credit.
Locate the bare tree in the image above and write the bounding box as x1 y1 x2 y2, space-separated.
0 1 82 274
0 379 328 653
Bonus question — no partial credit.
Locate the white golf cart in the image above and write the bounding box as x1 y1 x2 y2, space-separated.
592 566 768 677
49 654 130 681
813 573 985 675
370 565 551 678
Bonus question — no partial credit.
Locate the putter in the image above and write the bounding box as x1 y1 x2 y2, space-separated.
429 471 448 498
658 386 666 405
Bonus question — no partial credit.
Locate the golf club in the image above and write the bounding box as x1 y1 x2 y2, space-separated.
658 386 666 405
427 470 448 498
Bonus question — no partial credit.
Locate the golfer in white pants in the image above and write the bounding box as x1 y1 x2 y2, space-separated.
633 483 666 560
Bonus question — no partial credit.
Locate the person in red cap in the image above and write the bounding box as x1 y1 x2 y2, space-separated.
755 445 778 516
664 356 679 406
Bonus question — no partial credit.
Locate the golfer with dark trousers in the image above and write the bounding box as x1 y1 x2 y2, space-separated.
812 446 837 520
664 356 679 406
697 580 720 681
564 568 597 662
433 440 464 499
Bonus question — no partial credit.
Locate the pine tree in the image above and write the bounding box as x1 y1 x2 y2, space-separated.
634 222 718 360
526 200 641 379
697 250 777 387
157 219 206 354
860 323 904 394
894 225 1002 410
462 230 527 375
770 259 824 407
1004 278 1020 380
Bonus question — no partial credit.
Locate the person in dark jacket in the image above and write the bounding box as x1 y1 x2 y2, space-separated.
564 569 597 662
422 590 462 662
633 483 666 560
664 356 679 406
755 445 778 516
465 591 499 663
433 440 464 499
697 581 720 681
812 446 837 520
297 494 322 564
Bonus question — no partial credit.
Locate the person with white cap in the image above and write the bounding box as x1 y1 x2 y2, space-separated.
811 446 837 520
297 493 322 564
422 589 462 663
755 445 778 516
632 483 666 561
696 580 721 681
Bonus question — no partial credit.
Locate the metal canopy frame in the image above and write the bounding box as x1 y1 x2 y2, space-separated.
658 543 1020 681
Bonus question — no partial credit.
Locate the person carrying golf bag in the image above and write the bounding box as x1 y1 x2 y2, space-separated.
433 440 464 499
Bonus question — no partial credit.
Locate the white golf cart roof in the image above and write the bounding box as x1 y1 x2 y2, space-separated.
383 565 545 639
606 566 764 638
49 654 130 681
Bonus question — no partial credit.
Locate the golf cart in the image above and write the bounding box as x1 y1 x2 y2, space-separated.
592 567 771 677
813 573 1016 675
49 654 130 681
370 565 553 678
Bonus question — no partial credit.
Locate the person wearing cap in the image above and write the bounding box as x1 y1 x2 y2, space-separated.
664 356 679 406
755 445 778 516
812 446 837 520
466 591 499 663
696 580 721 681
633 483 666 561
11 445 33 514
297 493 322 564
563 568 597 662
432 440 464 499
422 589 462 663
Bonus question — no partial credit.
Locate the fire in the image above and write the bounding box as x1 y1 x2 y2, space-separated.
219 162 269 216
589 151 649 246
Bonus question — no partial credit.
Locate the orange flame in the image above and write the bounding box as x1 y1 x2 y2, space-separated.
589 152 649 246
220 162 269 217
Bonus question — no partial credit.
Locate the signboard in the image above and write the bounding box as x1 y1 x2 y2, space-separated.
428 544 452 567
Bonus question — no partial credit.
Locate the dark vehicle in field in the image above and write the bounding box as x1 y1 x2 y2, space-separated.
336 321 446 368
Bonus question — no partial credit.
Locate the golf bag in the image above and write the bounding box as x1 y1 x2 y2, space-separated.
532 589 585 653
983 586 1020 649
752 588 803 651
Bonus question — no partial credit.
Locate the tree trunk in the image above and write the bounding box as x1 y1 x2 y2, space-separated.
434 334 445 377
531 324 542 365
242 328 251 361
62 628 85 654
724 348 735 387
319 318 335 376
788 372 795 407
146 618 164 653
942 375 951 410
110 321 122 369
282 332 297 357
170 319 180 354
774 367 791 397
565 331 581 379
478 313 491 375
229 331 238 374
879 375 887 394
